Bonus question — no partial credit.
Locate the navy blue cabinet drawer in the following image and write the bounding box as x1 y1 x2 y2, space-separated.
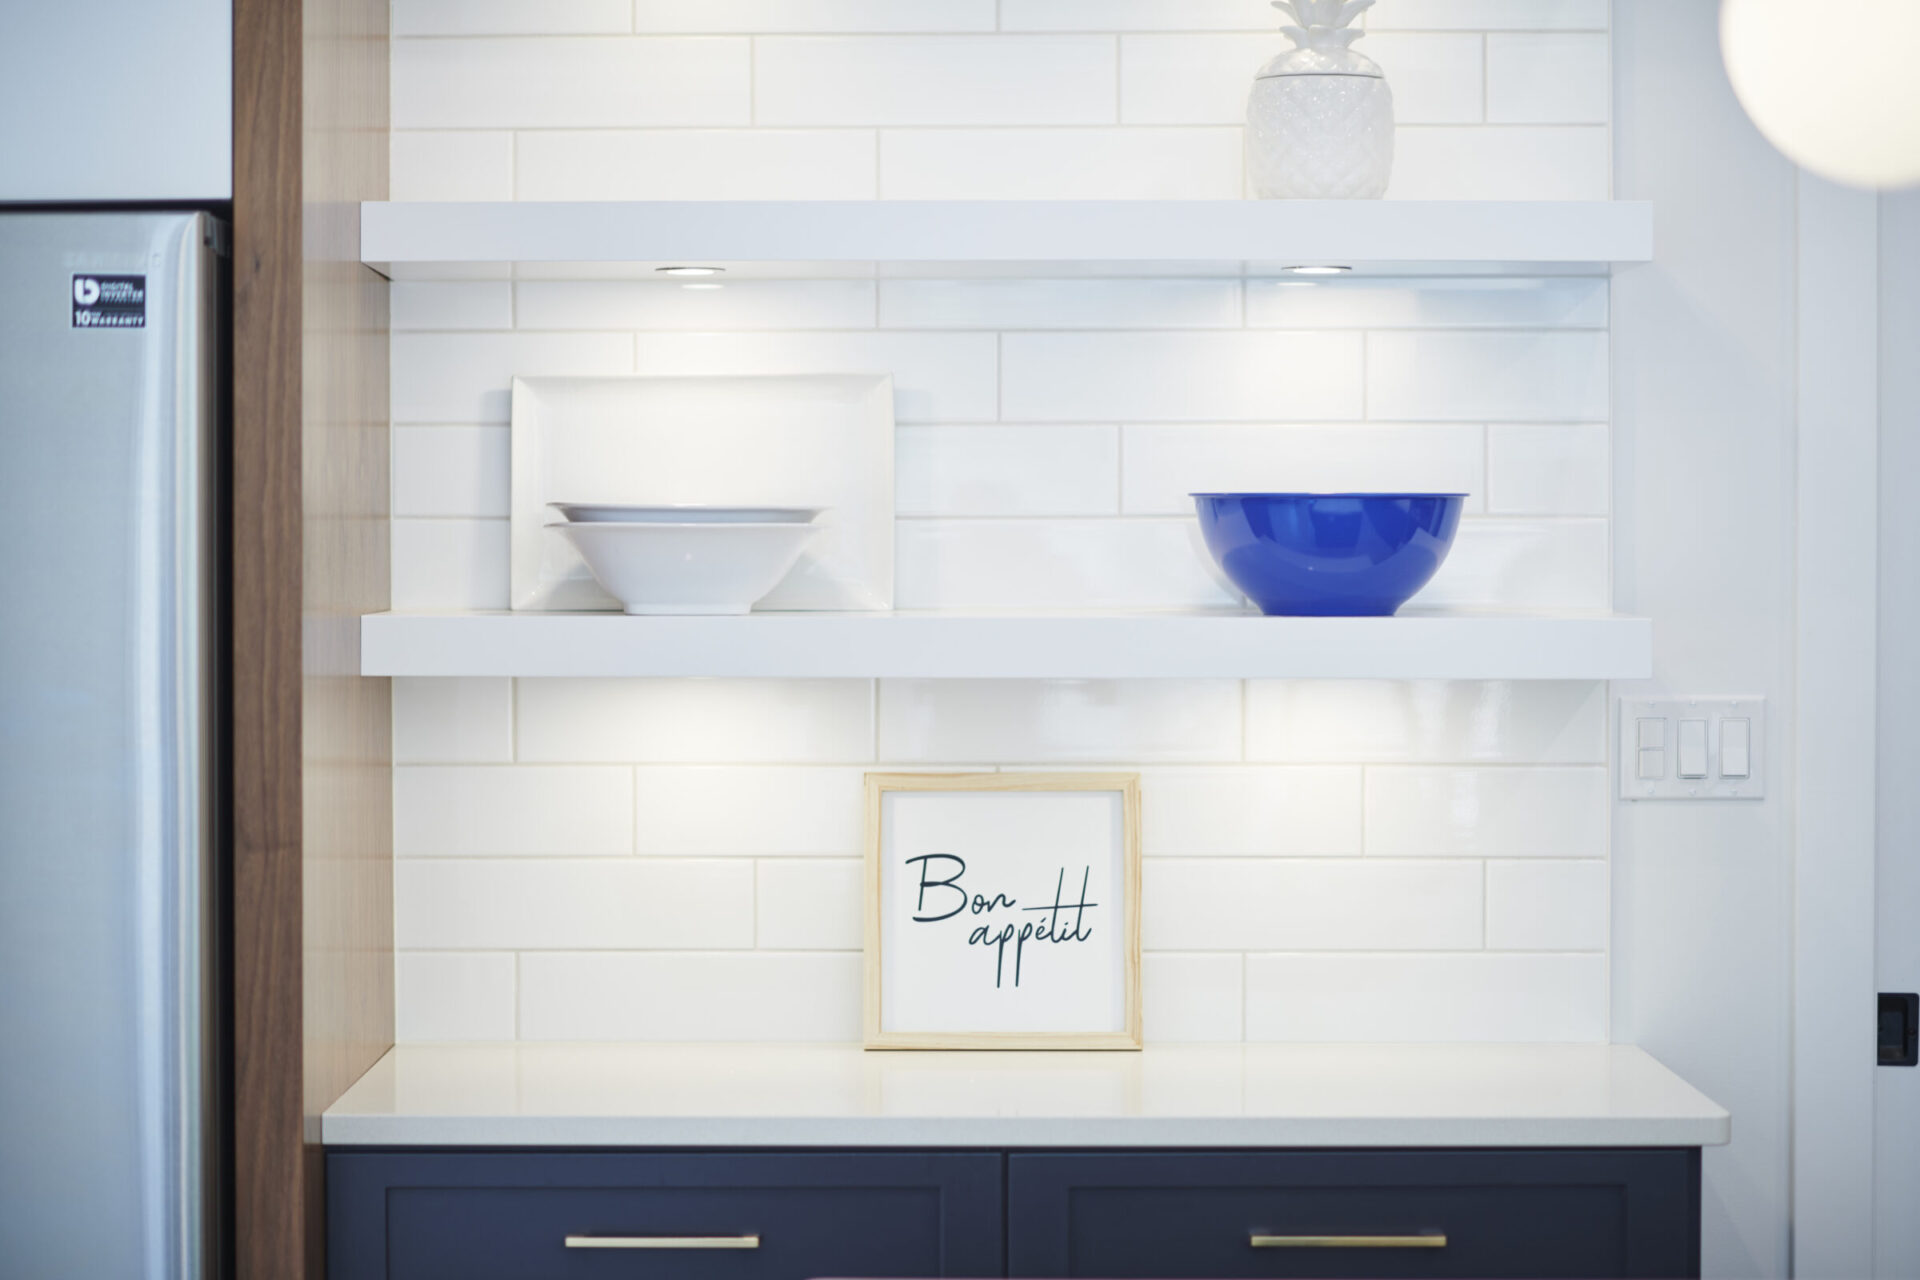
1006 1150 1699 1279
327 1152 1002 1280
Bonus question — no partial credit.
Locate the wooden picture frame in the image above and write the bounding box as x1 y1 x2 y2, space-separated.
863 772 1142 1050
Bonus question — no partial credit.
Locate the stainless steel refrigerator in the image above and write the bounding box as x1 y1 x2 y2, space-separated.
0 212 223 1278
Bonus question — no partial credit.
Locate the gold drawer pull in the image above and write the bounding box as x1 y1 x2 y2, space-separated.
565 1235 761 1250
1251 1232 1447 1250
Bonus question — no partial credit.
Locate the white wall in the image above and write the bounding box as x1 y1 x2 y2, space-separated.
0 0 231 202
385 0 1626 1050
1875 187 1920 1280
1610 3 1795 1277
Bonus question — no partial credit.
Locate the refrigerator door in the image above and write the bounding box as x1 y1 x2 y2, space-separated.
0 213 220 1279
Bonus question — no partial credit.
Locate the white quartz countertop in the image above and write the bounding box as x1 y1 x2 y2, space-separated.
322 1043 1729 1149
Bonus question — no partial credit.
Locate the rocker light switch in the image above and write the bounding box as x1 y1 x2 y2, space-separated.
1676 720 1709 778
1619 696 1766 800
1721 719 1752 778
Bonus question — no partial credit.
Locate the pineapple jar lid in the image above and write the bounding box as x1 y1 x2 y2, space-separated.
1256 0 1384 79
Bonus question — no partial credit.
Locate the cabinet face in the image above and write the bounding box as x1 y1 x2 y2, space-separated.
327 1151 1003 1280
327 1147 1700 1280
1005 1150 1700 1280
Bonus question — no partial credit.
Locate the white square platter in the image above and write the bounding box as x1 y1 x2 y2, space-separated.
510 374 895 612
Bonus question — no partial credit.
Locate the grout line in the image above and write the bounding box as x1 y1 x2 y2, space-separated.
747 35 757 126
751 858 760 946
1237 679 1248 762
1112 33 1123 124
1481 34 1489 123
513 951 522 1038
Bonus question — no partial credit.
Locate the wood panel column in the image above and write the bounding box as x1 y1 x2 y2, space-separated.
232 0 391 1274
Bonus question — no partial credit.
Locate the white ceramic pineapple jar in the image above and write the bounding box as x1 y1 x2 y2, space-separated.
1247 0 1395 199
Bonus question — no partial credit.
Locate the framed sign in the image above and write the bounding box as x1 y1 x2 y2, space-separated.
863 772 1141 1050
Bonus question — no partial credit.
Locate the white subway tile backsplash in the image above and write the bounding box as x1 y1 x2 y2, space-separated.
392 426 509 518
1360 34 1487 122
1140 767 1363 856
393 0 630 36
1367 330 1609 422
517 679 876 763
631 331 997 423
1246 277 1607 329
1116 35 1276 124
1365 0 1609 31
895 518 1235 610
516 280 876 332
397 858 755 950
634 767 866 855
392 678 513 764
390 519 509 609
756 859 864 949
392 38 750 130
394 952 518 1042
756 35 1117 127
1144 858 1484 951
391 332 633 424
515 130 879 200
1121 424 1484 514
1389 125 1610 199
390 131 513 202
880 128 1243 199
395 766 634 856
1414 517 1609 610
1001 0 1280 30
896 426 1120 517
1486 424 1610 515
1003 332 1363 422
386 1 1624 1049
1142 953 1244 1042
880 278 1240 330
1485 34 1610 124
878 680 1243 762
1364 766 1608 858
1120 33 1479 126
520 952 864 1040
1244 953 1607 1042
391 282 513 332
1245 680 1607 764
635 0 997 32
1487 860 1607 951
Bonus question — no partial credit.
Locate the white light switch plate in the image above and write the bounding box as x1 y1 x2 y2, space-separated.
1617 695 1766 800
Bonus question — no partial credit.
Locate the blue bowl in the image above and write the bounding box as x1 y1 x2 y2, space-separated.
1192 492 1467 617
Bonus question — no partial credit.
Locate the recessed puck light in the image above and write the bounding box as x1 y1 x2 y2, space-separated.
656 265 724 276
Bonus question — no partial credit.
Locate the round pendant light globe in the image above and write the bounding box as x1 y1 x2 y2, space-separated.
1721 0 1920 189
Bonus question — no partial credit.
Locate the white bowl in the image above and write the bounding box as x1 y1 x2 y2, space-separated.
549 521 819 615
555 503 823 525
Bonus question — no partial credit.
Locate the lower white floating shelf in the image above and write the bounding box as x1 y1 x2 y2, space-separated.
360 609 1652 680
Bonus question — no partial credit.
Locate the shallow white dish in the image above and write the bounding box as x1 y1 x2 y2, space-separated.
512 375 894 612
555 503 823 525
550 521 820 616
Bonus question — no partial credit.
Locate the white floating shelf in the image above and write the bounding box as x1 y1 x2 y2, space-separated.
360 610 1652 681
361 200 1652 278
